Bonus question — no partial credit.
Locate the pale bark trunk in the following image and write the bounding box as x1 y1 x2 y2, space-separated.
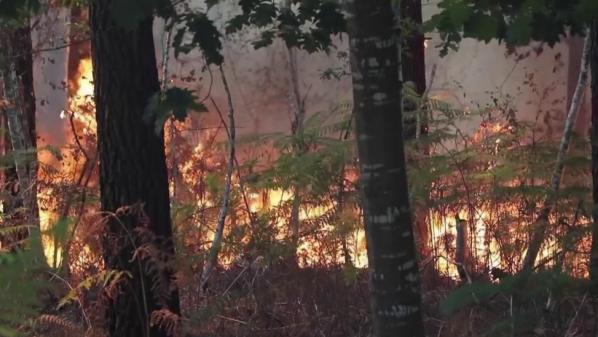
201 66 236 288
522 31 591 272
4 69 38 229
347 0 425 335
0 23 40 249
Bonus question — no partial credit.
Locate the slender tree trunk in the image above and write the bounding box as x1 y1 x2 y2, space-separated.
522 31 591 272
201 66 236 289
347 0 425 336
455 216 469 282
589 21 598 290
286 42 306 266
89 2 180 336
0 23 39 249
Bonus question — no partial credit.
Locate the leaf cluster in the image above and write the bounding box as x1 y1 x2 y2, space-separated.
226 0 346 52
426 0 598 56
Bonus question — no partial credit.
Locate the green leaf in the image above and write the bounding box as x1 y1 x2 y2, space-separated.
440 282 500 314
445 0 474 26
174 13 223 65
0 0 40 22
507 13 533 45
463 14 501 42
145 87 207 134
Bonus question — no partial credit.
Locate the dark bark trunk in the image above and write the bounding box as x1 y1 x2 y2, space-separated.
455 216 469 282
400 0 426 140
399 0 430 261
0 23 39 249
89 2 180 336
590 20 598 291
400 0 426 98
347 1 425 336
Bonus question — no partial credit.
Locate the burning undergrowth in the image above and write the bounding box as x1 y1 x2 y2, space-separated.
22 51 596 337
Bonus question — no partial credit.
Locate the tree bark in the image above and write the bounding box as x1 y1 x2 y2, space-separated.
590 20 598 290
89 1 180 336
0 23 39 249
347 0 425 336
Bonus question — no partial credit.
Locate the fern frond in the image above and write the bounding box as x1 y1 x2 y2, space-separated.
150 309 180 337
36 314 81 333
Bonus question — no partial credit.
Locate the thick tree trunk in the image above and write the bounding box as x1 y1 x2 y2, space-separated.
89 2 180 336
590 21 598 290
0 23 39 249
347 0 425 336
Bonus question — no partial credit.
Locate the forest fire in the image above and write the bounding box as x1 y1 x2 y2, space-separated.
38 56 97 266
41 59 577 278
65 57 96 135
37 56 585 282
2 1 598 337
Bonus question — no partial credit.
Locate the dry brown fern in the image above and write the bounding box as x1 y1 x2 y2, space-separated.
36 314 82 334
150 309 181 337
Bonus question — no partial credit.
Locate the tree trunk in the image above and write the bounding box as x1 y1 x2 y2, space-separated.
590 20 598 290
201 66 236 289
522 31 591 272
89 1 180 336
455 216 469 282
400 0 426 111
287 42 306 267
0 23 39 249
347 0 425 336
398 0 431 261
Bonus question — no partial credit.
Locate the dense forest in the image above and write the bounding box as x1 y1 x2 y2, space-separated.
1 0 598 336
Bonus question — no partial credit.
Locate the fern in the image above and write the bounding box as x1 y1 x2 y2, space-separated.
150 309 181 337
35 314 81 333
0 248 44 336
58 269 131 309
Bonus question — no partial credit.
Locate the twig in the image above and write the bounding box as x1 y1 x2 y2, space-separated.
221 263 250 296
564 292 588 337
216 315 247 325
